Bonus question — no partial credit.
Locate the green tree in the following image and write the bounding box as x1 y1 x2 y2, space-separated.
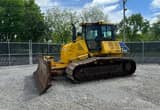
0 0 48 42
46 6 108 43
24 0 48 42
0 0 25 41
81 6 108 22
46 7 79 43
151 19 160 41
119 14 150 41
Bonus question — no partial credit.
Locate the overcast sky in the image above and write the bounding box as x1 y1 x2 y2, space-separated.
35 0 160 23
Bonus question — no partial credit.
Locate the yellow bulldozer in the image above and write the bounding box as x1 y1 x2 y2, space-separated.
33 21 136 95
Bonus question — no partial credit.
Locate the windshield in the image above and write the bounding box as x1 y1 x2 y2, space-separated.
101 25 113 40
85 26 99 40
83 25 114 41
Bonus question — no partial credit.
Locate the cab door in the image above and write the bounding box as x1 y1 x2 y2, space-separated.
82 25 101 52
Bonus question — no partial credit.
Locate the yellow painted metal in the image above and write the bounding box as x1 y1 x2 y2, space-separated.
48 37 89 70
34 22 134 95
48 40 123 70
88 41 122 57
60 37 89 63
81 20 115 26
43 23 123 70
101 41 122 56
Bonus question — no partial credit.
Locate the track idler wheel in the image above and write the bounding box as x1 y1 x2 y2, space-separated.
123 60 136 76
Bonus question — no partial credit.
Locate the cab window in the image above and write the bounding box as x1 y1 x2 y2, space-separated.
86 26 99 40
101 26 112 40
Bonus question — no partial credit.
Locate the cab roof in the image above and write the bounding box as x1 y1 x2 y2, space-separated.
80 21 115 26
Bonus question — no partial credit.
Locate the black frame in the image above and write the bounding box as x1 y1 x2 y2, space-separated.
82 24 115 52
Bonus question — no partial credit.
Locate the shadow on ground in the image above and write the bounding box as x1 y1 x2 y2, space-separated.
23 75 39 101
22 73 137 101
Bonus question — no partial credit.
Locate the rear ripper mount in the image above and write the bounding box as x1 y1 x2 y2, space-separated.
34 57 136 95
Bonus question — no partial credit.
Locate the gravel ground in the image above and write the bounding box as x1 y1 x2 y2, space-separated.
0 64 160 110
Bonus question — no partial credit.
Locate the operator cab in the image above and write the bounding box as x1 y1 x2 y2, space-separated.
81 21 116 52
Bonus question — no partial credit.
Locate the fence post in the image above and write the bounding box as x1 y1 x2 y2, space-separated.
29 40 33 65
142 41 144 63
8 40 11 66
47 42 50 55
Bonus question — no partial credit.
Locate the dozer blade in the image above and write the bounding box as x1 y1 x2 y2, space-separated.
33 57 52 95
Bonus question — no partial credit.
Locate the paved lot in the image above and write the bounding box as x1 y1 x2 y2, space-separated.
0 64 160 110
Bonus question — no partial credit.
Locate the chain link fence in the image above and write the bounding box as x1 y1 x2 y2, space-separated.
126 41 160 63
0 41 160 66
0 41 61 66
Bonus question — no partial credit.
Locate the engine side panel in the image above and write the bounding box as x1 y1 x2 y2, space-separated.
60 38 89 63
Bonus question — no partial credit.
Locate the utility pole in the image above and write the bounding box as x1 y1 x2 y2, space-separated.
123 0 127 42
